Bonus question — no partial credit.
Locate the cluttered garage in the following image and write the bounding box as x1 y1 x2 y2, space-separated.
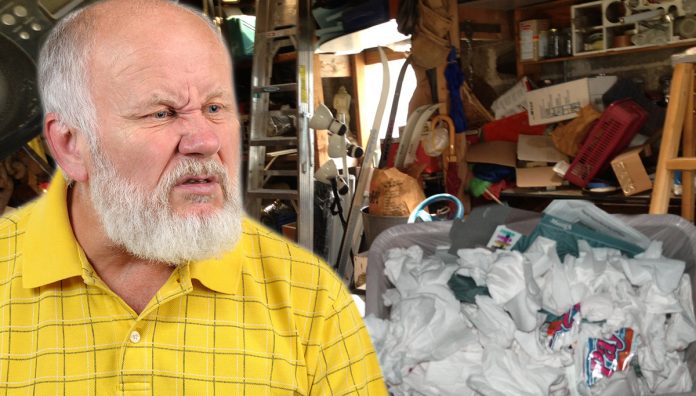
4 0 696 394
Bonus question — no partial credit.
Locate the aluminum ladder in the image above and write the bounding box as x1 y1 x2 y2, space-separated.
246 0 315 249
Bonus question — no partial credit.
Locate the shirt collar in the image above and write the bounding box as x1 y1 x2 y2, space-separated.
189 230 247 295
23 172 84 289
22 171 247 294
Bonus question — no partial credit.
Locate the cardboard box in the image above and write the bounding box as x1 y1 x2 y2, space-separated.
611 146 652 196
526 76 618 126
467 139 564 188
519 19 549 61
467 141 517 168
516 167 563 188
517 134 568 163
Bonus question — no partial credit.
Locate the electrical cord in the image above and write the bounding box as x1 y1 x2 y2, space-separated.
329 178 348 227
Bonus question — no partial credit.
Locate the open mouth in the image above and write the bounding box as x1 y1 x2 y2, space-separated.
183 177 211 184
177 175 220 186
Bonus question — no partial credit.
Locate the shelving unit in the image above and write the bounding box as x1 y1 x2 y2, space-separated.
514 0 576 78
513 0 696 79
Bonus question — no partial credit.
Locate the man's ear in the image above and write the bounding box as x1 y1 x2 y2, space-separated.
44 113 89 182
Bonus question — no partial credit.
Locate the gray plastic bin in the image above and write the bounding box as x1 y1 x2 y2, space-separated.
365 213 696 392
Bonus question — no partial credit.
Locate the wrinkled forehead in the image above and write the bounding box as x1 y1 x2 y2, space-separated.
88 9 231 82
84 2 227 64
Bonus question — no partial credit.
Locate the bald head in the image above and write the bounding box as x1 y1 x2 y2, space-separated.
38 0 230 151
85 0 224 45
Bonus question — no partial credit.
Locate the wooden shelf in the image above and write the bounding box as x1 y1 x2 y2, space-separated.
520 37 696 66
513 0 696 79
514 0 576 78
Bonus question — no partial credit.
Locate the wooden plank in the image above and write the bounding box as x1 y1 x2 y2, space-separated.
318 54 351 78
458 5 512 41
351 52 367 146
362 47 407 65
449 0 461 46
650 63 692 214
682 73 695 221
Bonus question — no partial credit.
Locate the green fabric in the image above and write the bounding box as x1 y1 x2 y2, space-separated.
448 274 490 303
514 214 644 258
468 177 492 198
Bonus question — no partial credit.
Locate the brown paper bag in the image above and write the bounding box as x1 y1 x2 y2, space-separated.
368 168 426 217
551 105 602 157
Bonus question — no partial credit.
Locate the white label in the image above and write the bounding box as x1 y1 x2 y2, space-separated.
486 225 523 251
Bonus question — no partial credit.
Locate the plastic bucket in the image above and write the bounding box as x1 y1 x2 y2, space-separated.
361 207 408 249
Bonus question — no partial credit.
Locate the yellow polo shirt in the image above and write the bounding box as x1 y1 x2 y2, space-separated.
0 175 386 395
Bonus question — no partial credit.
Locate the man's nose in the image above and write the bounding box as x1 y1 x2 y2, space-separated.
178 115 221 157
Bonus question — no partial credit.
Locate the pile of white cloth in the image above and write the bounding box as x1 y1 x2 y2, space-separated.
365 237 696 395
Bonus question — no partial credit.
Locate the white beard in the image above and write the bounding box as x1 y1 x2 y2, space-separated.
89 152 243 265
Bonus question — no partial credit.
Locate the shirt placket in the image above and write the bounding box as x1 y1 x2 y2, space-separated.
119 264 193 395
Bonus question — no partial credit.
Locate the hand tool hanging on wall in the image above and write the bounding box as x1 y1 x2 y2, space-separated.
378 56 413 169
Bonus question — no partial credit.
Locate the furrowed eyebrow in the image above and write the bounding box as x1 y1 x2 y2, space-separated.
143 93 180 108
204 89 232 103
123 94 173 111
123 90 233 118
121 94 179 118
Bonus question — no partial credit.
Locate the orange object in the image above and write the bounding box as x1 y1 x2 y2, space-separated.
430 114 462 198
482 111 546 142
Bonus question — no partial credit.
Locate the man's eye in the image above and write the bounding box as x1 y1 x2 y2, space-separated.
207 104 222 113
152 110 173 119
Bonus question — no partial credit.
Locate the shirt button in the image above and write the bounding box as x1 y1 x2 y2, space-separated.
13 6 28 17
1 14 16 25
129 330 141 344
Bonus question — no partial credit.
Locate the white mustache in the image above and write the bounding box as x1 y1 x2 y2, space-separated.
157 159 230 201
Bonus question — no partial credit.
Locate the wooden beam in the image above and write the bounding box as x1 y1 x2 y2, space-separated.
650 63 692 214
351 52 367 146
458 5 512 41
362 47 407 65
682 75 696 220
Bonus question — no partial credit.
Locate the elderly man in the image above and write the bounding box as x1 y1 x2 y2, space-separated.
0 0 386 394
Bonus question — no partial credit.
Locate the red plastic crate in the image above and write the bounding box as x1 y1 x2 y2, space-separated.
564 98 648 188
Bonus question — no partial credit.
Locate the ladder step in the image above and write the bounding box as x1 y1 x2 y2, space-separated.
262 27 297 39
252 83 297 93
272 39 294 51
247 188 299 200
263 170 299 177
249 136 298 146
667 157 696 170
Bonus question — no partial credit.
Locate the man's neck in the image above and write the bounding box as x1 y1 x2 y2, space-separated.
68 184 174 314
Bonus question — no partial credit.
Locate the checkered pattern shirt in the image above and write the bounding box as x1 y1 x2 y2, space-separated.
0 175 386 395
